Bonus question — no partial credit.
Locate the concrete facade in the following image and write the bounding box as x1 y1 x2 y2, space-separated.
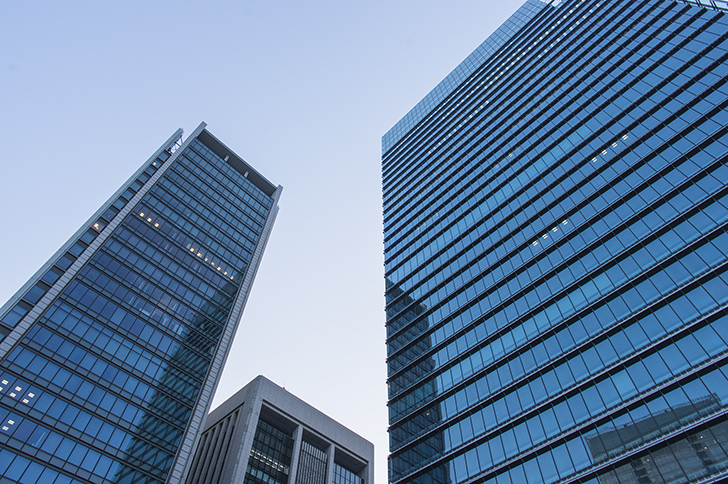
186 376 374 484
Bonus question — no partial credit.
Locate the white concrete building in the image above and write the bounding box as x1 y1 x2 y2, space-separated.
185 376 374 484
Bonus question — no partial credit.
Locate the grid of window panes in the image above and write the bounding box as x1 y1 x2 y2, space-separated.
381 0 548 154
244 420 294 484
333 462 363 484
0 136 274 483
296 440 328 484
678 0 728 12
0 144 178 344
382 0 728 483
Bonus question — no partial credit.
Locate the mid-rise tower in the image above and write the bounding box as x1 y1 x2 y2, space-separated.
185 375 374 484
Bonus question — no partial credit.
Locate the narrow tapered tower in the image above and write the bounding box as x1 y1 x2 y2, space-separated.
0 122 281 483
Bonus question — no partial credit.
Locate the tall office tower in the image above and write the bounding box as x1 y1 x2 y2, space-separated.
0 123 281 484
185 375 374 484
382 0 728 482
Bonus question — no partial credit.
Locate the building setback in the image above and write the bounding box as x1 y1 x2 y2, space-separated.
0 123 281 483
382 0 728 483
185 375 374 484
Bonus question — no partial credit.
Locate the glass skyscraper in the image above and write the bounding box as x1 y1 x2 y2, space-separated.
382 0 728 483
0 123 281 483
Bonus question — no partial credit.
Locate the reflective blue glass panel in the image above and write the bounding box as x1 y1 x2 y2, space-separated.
383 0 728 482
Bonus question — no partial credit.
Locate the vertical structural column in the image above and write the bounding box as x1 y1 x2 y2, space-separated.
288 425 303 484
325 444 335 484
230 385 264 484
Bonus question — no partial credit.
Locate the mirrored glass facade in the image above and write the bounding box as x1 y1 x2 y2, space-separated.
0 124 281 483
382 0 728 482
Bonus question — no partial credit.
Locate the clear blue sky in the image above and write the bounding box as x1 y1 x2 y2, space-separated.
0 1 524 482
